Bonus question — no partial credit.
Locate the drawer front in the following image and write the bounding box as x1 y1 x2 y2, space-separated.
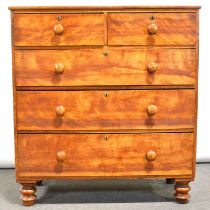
14 14 105 46
17 133 193 177
15 48 195 87
16 90 195 131
108 13 197 45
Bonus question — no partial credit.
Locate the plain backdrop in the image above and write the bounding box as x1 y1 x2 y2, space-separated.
0 0 209 167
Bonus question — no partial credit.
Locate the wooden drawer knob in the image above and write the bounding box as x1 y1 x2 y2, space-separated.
146 150 157 161
147 62 158 73
147 105 158 116
56 105 65 117
55 62 64 74
54 24 64 35
147 23 158 35
57 151 66 163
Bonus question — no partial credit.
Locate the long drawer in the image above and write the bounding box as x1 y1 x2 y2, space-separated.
17 133 193 178
108 13 197 45
14 14 105 46
16 90 195 131
15 48 196 87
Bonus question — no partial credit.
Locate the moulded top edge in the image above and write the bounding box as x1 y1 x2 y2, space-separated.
8 5 201 11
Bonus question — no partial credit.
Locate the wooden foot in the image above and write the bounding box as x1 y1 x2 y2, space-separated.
20 183 37 206
166 178 175 184
36 180 43 186
174 181 191 204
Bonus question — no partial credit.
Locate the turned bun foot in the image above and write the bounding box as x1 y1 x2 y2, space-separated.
36 180 43 186
166 178 175 184
22 200 36 207
20 183 37 206
174 181 191 204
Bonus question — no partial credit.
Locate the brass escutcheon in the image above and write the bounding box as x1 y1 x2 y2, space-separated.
104 91 109 97
103 51 109 56
57 16 62 21
150 15 155 20
103 136 109 140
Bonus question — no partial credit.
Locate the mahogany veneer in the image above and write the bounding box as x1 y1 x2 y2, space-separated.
16 90 195 131
14 14 105 46
15 48 196 86
108 13 197 45
9 6 200 206
17 133 194 177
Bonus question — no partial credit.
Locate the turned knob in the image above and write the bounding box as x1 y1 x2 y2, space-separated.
54 24 64 35
57 151 66 163
147 105 158 116
147 62 158 73
146 150 156 161
56 105 65 117
55 62 64 74
147 23 158 35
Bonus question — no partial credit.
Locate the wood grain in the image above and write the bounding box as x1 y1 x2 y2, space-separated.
192 10 199 179
10 6 199 203
174 180 191 203
14 14 105 46
17 133 193 177
15 48 196 87
16 90 195 131
9 6 201 11
108 13 197 46
19 183 37 206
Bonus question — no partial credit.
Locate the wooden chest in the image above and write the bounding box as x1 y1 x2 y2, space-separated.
9 6 200 206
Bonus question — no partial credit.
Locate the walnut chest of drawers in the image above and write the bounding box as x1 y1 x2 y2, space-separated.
9 6 200 206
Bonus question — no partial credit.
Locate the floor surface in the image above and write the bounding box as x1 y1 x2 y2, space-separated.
0 163 209 210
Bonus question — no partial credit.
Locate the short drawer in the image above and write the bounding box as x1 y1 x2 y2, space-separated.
14 14 105 46
16 90 195 131
108 13 197 45
15 48 196 87
17 133 193 178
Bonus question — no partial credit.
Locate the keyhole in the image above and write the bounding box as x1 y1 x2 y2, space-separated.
104 91 109 97
57 16 62 21
104 136 109 141
103 52 109 56
150 15 155 20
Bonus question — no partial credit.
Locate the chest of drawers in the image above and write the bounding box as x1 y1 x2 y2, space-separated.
9 6 200 206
